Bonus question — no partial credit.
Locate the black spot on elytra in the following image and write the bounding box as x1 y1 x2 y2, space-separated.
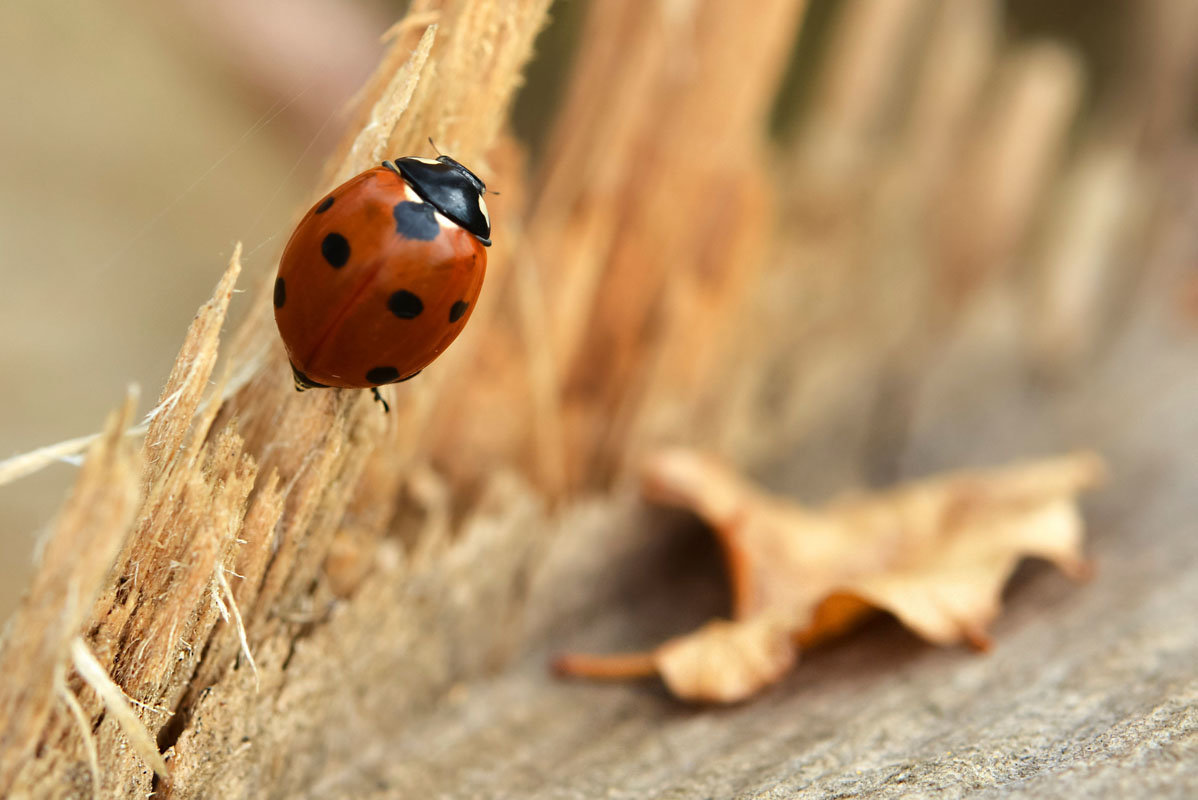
449 300 469 322
387 290 424 319
315 196 334 214
366 366 400 385
392 201 439 241
273 277 286 308
322 233 350 268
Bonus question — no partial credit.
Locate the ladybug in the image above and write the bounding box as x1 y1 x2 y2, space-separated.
273 153 491 411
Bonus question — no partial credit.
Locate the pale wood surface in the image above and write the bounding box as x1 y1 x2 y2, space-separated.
304 288 1198 798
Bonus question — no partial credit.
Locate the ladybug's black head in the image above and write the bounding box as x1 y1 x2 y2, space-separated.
389 155 491 246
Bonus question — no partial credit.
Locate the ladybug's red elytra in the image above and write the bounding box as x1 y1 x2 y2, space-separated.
273 154 491 410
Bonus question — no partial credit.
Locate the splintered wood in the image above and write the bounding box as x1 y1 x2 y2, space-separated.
0 2 552 797
0 396 140 792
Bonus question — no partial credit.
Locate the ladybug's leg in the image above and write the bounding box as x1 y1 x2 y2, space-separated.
290 363 329 393
367 370 423 412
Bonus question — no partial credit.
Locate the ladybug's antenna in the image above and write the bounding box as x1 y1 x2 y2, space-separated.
427 139 499 195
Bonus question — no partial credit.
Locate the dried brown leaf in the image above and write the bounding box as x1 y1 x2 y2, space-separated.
655 612 799 704
557 448 1104 702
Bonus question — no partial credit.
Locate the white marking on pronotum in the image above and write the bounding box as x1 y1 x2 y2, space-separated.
410 156 440 165
403 184 424 204
403 184 460 233
401 182 455 233
477 193 490 227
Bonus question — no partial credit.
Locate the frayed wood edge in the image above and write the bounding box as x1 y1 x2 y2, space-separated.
383 10 440 43
334 23 438 184
212 566 259 690
55 669 100 800
0 243 257 489
69 638 168 780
